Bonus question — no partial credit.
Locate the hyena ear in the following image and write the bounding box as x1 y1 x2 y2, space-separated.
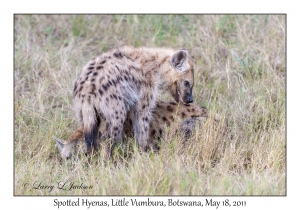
171 49 188 72
53 136 66 155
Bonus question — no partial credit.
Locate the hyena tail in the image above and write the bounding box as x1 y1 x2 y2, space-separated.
81 103 100 154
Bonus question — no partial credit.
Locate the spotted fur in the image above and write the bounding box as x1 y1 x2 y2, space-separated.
54 101 208 160
74 46 195 155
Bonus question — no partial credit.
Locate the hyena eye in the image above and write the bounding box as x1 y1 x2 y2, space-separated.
184 81 189 87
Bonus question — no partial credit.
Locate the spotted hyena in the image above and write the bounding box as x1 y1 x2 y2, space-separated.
54 101 209 160
73 46 194 154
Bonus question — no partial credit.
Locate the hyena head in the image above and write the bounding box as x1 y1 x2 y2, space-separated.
53 136 84 161
168 48 194 104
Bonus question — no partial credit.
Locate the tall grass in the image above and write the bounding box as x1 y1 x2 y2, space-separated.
14 15 285 195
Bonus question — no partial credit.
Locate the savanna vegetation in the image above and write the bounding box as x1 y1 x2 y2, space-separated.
14 15 285 195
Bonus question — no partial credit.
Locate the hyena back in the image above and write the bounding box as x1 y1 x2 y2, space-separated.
55 101 209 160
74 46 194 154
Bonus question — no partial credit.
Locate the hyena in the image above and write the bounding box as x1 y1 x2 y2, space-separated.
73 46 194 154
54 101 209 160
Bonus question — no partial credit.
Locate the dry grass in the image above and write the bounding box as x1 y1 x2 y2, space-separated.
14 14 285 195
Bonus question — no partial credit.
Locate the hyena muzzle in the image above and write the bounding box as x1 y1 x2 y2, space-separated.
73 46 195 155
54 101 209 160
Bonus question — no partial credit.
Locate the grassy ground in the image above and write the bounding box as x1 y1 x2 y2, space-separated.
14 15 285 195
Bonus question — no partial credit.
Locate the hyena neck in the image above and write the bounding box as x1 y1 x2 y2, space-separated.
146 48 179 91
157 65 180 91
121 46 179 91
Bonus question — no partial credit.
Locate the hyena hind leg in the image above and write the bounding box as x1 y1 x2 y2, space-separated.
100 106 127 158
129 106 152 151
